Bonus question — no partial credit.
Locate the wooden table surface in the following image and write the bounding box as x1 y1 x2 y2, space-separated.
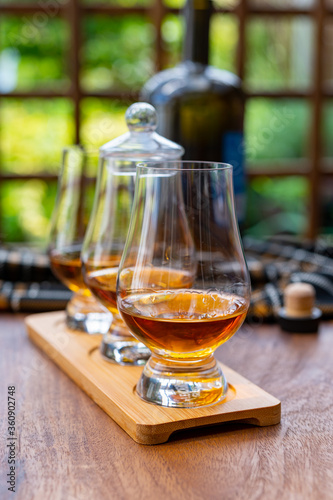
0 313 332 500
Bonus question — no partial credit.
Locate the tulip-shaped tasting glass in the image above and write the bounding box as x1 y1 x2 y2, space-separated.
48 146 112 334
117 162 251 408
80 156 151 364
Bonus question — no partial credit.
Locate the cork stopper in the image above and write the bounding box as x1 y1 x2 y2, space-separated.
278 281 322 333
284 283 315 318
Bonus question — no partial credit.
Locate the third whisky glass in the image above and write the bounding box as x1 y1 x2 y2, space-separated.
117 161 250 407
49 146 112 334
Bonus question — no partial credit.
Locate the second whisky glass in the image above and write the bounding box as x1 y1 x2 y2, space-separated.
81 102 183 365
81 157 151 364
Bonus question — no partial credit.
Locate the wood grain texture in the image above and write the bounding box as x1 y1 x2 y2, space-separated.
25 312 281 445
0 312 332 500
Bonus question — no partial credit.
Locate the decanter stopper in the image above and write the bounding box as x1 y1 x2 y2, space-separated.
125 102 157 133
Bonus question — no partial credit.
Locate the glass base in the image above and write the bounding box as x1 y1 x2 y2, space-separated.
66 293 112 335
100 332 151 366
136 354 227 408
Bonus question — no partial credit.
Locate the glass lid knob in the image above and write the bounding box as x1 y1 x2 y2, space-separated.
125 102 157 133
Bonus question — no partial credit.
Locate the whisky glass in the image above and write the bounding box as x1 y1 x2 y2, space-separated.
117 161 251 407
81 156 151 365
48 146 112 334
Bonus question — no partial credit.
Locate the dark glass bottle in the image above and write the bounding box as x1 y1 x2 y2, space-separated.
141 0 246 221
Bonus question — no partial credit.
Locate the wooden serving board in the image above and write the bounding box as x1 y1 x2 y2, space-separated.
25 311 281 445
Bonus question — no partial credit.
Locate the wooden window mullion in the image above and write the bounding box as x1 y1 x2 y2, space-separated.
67 0 81 144
150 0 166 72
309 0 325 238
236 0 247 81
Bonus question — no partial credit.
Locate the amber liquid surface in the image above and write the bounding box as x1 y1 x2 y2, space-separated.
119 290 248 358
85 267 119 315
50 250 90 295
85 266 193 316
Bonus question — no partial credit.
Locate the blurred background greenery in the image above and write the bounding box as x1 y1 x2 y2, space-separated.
0 0 332 245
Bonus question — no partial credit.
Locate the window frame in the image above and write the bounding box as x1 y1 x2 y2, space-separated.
0 0 331 239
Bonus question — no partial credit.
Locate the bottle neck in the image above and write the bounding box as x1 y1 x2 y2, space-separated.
183 0 212 66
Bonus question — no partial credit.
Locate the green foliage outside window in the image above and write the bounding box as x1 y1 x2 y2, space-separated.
82 16 155 91
0 17 69 90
